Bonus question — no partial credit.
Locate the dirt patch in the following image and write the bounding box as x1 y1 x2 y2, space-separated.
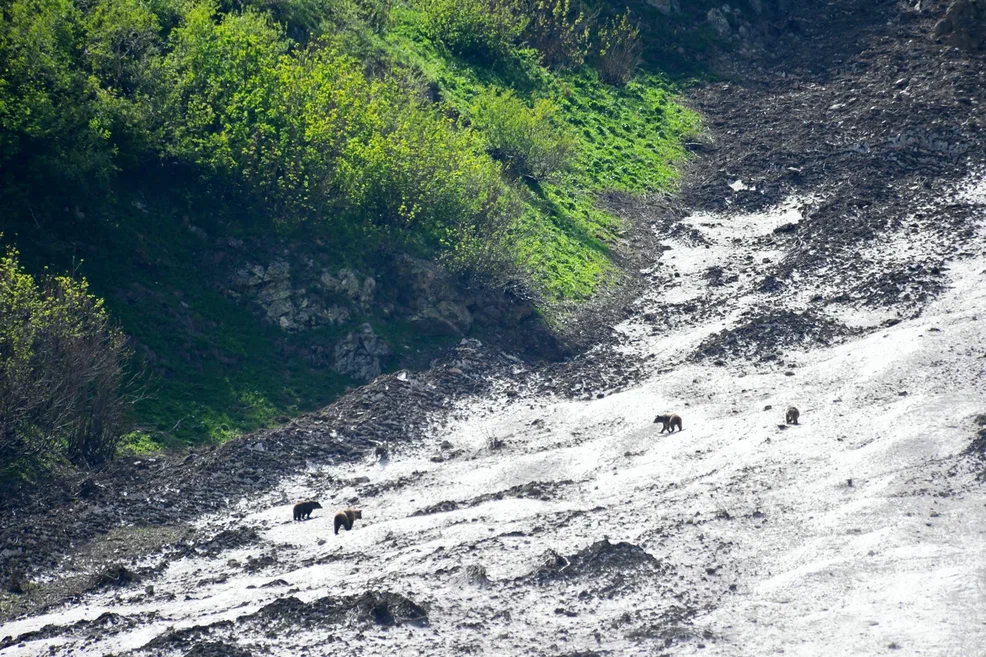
242 591 429 629
693 308 854 363
411 480 576 517
525 538 670 591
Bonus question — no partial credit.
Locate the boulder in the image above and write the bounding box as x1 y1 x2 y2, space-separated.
707 8 733 38
646 0 680 15
394 255 474 334
320 269 375 307
933 0 986 51
333 324 392 380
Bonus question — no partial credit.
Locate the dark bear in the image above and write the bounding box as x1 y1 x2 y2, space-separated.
653 413 683 433
293 500 322 521
786 406 800 425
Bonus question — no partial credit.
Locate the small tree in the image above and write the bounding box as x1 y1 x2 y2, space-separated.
469 88 577 180
594 10 641 85
522 0 595 70
420 0 527 63
0 247 131 473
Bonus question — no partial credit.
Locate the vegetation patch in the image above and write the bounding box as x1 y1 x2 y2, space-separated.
1 0 700 450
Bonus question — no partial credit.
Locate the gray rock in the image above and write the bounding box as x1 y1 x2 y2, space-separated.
333 324 392 380
320 269 375 307
933 0 986 51
748 0 762 15
410 307 465 337
395 255 474 334
708 8 733 37
646 0 679 15
265 260 290 281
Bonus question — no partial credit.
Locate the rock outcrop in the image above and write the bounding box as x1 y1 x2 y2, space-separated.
933 0 986 51
332 324 392 380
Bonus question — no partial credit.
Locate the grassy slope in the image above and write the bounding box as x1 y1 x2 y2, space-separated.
387 11 700 300
4 5 701 451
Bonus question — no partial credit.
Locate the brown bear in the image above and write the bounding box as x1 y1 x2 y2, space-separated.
334 508 363 535
786 406 800 425
293 500 322 521
653 413 683 433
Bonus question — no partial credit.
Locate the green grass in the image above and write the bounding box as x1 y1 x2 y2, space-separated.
6 189 363 449
386 9 700 301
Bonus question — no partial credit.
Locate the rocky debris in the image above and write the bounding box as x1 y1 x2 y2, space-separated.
242 591 428 629
184 642 254 657
90 565 142 590
0 338 526 592
683 0 985 329
933 0 986 51
694 309 851 363
411 480 574 517
136 621 236 655
461 564 492 587
411 500 460 516
527 538 667 584
0 612 155 651
332 323 393 380
968 414 986 460
176 527 262 559
847 263 946 308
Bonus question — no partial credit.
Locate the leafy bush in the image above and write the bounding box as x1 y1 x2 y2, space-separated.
522 0 594 69
0 247 131 472
595 10 641 85
419 0 527 63
469 88 576 180
242 0 393 40
0 0 117 192
335 90 512 249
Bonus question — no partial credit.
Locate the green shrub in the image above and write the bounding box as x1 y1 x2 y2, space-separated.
334 90 512 249
419 0 527 63
595 10 641 85
242 0 393 40
162 5 292 201
0 0 117 192
0 246 131 473
469 88 576 180
522 0 594 69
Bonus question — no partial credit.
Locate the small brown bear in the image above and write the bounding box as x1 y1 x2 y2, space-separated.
293 500 322 521
786 406 800 425
334 508 363 535
653 413 683 433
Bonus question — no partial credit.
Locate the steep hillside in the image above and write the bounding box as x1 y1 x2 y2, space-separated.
1 1 985 653
1 0 716 451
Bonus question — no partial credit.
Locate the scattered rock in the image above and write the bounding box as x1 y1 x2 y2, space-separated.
461 564 492 588
91 565 141 590
184 642 254 657
243 591 428 629
333 324 393 380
